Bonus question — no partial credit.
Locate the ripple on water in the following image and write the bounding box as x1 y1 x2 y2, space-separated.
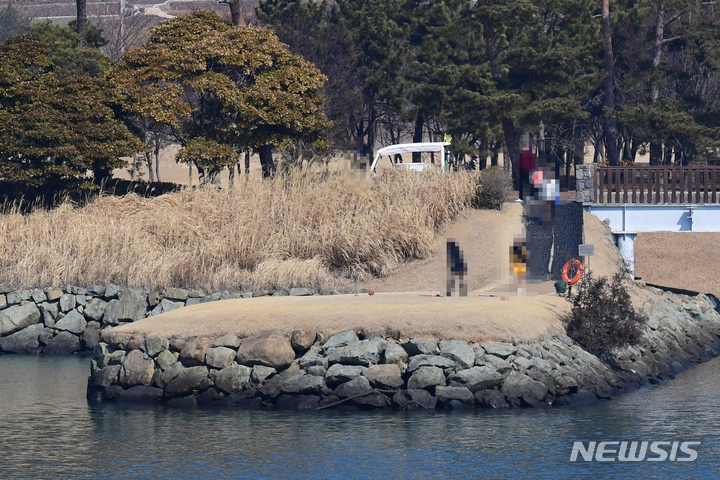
0 355 719 479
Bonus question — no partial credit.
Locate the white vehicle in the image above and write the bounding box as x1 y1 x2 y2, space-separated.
369 142 451 174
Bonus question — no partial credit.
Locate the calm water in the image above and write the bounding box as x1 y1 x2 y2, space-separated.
0 355 719 479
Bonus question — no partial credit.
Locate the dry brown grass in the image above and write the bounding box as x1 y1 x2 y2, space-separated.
0 169 479 292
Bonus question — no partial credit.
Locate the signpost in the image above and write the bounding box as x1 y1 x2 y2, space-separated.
578 244 594 273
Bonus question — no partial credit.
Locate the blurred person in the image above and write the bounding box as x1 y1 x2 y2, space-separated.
446 239 468 297
518 134 536 201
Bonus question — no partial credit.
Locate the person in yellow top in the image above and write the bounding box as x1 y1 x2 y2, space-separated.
509 237 527 295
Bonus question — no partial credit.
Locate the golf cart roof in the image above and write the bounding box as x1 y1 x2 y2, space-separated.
370 142 450 173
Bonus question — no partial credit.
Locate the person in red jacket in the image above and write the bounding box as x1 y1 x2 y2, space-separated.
518 134 537 200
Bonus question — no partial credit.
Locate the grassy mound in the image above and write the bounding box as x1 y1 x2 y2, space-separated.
0 169 479 292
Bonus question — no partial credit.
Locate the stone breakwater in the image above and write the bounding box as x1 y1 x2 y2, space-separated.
87 291 720 410
0 285 323 355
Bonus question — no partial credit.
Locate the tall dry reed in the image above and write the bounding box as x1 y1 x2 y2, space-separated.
0 169 478 292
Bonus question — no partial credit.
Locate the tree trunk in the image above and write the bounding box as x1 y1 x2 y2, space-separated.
602 0 619 166
485 23 519 182
244 151 250 176
622 130 632 162
188 163 193 187
131 153 137 181
649 1 666 166
649 142 662 165
154 145 161 183
664 142 673 165
228 163 235 187
412 112 423 163
76 0 87 47
566 119 576 188
258 145 276 178
220 0 245 26
652 1 666 103
631 138 639 163
145 152 155 183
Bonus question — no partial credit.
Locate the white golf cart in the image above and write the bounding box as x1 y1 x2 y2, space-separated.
369 142 451 174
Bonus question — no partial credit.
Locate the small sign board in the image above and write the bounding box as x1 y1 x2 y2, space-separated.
578 244 595 256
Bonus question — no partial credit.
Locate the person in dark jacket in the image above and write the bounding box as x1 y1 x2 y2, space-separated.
446 239 468 297
518 134 537 201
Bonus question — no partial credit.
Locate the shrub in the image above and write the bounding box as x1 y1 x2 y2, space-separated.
473 167 512 210
564 272 646 354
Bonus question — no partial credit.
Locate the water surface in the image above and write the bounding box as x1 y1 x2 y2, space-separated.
0 355 718 479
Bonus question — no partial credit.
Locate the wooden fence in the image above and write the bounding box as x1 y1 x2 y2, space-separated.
594 166 720 204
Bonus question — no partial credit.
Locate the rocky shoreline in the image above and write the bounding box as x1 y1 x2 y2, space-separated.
86 289 720 410
0 285 327 355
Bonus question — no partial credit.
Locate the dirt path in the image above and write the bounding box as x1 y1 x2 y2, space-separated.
361 203 525 294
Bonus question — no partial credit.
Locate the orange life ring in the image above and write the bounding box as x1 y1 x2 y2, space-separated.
561 259 583 285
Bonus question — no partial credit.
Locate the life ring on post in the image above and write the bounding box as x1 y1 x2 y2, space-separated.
561 259 583 285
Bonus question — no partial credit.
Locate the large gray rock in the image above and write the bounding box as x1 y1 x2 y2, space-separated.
144 335 169 358
392 389 437 409
104 289 147 324
481 341 517 359
448 366 503 392
334 375 373 398
5 291 21 305
93 365 121 388
325 364 367 388
164 365 210 395
402 338 439 356
164 287 189 301
101 299 120 325
439 340 476 369
235 330 295 369
435 386 474 405
279 373 326 394
156 349 177 370
31 289 47 303
407 366 445 390
83 298 107 322
327 340 380 366
104 284 121 299
116 386 164 403
38 302 59 327
160 298 184 314
88 285 106 296
43 331 80 355
251 365 276 384
119 350 155 386
383 342 409 365
179 337 214 367
323 330 359 351
205 346 236 369
0 324 45 353
46 288 63 301
362 364 404 390
212 364 252 394
55 309 87 335
0 302 41 336
484 354 513 374
59 293 76 313
82 322 102 351
291 328 316 352
500 371 549 401
258 370 306 397
213 334 241 349
407 354 458 372
474 389 509 408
